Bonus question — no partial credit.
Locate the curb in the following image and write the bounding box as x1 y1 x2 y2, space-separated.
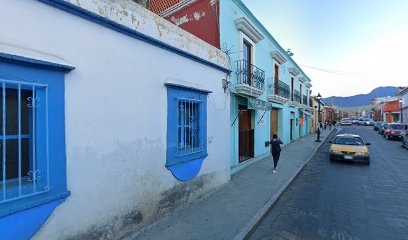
233 128 336 240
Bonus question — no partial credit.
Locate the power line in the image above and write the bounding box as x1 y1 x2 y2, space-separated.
300 64 368 77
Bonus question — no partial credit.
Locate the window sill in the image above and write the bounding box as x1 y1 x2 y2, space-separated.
167 155 207 182
0 190 70 218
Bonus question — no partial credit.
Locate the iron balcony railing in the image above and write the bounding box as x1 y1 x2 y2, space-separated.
303 95 308 105
236 60 265 91
294 90 301 103
267 78 290 99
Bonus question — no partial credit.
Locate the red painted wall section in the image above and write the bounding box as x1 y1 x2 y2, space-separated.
164 0 220 49
382 101 400 112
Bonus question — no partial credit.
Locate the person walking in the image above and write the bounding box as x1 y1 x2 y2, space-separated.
270 134 283 173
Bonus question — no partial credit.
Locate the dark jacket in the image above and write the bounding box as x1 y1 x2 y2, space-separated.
270 139 283 153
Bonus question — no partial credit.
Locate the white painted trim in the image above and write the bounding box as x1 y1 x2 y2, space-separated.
235 17 264 43
289 67 300 76
238 31 256 66
271 51 287 64
164 77 207 91
0 40 74 68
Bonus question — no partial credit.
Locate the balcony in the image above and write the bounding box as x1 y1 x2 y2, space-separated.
267 78 290 104
235 60 265 98
290 90 301 107
303 95 308 106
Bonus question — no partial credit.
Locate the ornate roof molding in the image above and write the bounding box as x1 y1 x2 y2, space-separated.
235 17 264 43
289 67 300 76
271 51 287 64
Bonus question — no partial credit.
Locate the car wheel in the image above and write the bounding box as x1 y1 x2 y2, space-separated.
365 160 370 165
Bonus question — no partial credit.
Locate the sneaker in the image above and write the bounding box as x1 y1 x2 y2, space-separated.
273 169 277 173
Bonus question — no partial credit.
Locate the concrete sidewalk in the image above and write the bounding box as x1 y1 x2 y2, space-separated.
124 128 334 240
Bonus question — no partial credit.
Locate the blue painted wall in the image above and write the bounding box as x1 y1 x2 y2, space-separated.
0 55 71 238
220 0 312 171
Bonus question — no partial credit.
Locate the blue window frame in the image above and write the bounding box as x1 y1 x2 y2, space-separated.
166 84 209 167
0 56 71 218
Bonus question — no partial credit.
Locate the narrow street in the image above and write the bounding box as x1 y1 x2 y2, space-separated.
249 125 408 240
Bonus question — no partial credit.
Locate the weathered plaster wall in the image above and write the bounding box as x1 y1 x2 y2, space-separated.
165 0 221 48
63 0 228 67
0 0 230 239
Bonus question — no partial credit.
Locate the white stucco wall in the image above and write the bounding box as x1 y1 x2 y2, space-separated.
0 0 230 239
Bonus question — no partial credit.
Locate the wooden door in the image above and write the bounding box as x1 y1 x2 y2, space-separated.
239 106 254 162
290 119 294 140
270 109 279 139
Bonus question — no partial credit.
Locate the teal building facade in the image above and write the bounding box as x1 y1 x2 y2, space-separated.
220 0 313 173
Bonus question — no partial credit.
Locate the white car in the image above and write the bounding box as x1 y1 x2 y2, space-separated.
340 118 352 126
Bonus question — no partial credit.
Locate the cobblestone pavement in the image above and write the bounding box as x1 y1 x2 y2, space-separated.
249 125 408 240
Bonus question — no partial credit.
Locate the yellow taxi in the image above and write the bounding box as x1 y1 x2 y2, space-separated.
329 134 371 165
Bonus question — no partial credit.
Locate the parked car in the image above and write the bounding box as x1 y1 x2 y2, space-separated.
373 121 383 131
379 123 389 135
329 134 370 165
363 118 375 126
402 131 408 149
340 118 352 126
356 118 364 125
383 124 408 140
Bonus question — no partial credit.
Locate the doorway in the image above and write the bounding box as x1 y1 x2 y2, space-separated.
290 112 295 141
239 105 254 163
270 108 279 139
290 119 293 141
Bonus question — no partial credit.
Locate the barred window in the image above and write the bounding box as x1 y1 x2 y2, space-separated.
166 84 208 169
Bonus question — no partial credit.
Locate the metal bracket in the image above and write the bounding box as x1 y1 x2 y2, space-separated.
257 110 267 125
231 110 241 126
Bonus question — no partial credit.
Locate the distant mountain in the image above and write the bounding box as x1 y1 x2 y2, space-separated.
322 86 400 107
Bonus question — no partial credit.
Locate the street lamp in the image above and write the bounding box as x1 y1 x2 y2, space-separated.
315 93 322 142
400 99 404 124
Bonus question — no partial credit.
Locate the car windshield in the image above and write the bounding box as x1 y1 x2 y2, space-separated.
389 125 405 130
334 137 364 146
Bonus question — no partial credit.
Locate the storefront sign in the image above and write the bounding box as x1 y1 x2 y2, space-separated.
248 98 273 111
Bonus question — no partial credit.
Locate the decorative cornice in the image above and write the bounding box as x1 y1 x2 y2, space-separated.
299 77 306 83
289 68 300 76
235 17 264 43
271 51 287 64
305 82 312 88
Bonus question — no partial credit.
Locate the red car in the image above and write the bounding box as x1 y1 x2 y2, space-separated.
383 124 408 140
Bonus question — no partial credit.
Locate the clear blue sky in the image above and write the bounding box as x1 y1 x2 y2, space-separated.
241 0 408 97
